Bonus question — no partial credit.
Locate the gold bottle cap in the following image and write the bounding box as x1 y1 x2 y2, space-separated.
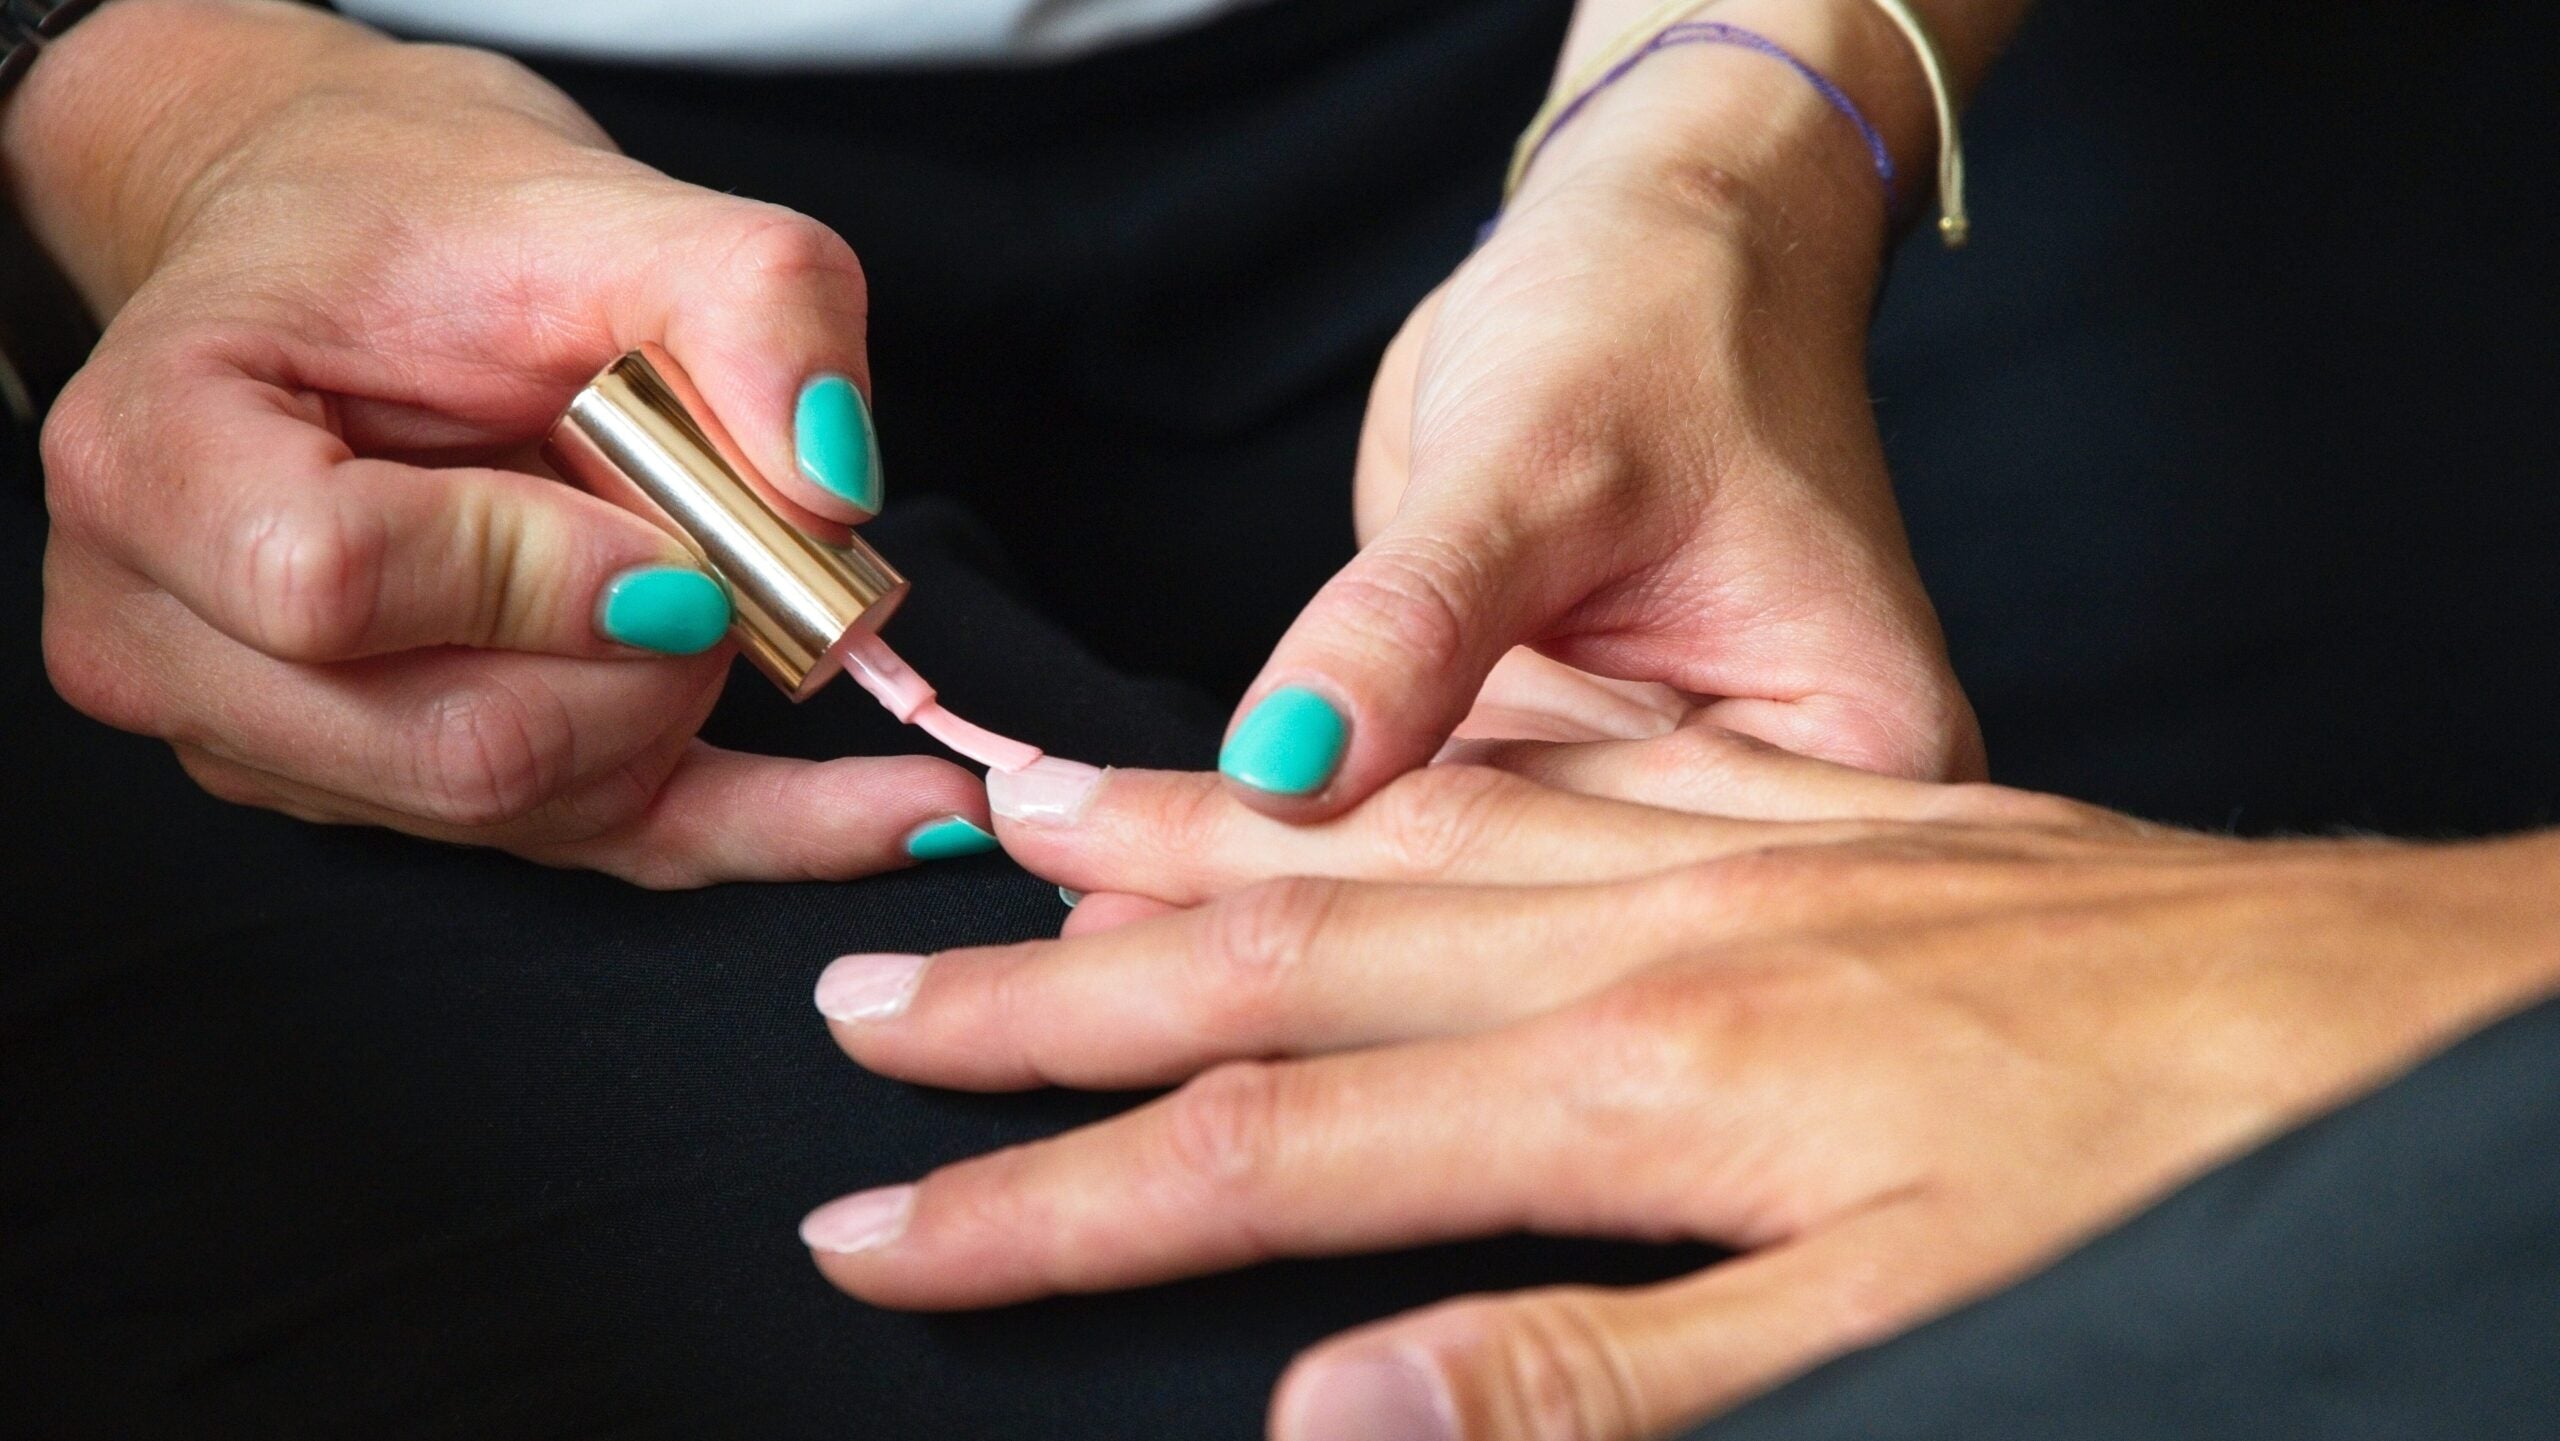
544 344 907 700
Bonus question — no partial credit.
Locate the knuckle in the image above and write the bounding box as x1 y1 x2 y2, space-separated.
1437 1290 1641 1441
38 605 159 739
1562 971 1761 1105
1369 763 1522 877
1160 1060 1289 1205
1318 532 1488 682
36 377 116 531
1151 774 1238 863
1809 1250 1926 1351
720 209 869 312
1192 877 1337 1031
224 497 386 662
404 678 574 828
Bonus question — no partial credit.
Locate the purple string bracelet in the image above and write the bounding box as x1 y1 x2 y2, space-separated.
1491 21 1899 238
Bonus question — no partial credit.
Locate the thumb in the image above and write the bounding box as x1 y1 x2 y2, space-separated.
655 209 884 523
1271 1202 1952 1441
1221 507 1540 817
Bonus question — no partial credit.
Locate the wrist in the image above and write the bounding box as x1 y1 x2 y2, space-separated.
1518 0 1996 264
0 0 608 317
3 0 374 311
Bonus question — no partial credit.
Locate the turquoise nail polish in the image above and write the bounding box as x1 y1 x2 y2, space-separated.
1218 686 1349 797
597 567 731 655
1059 886 1084 907
905 816 998 862
795 374 884 514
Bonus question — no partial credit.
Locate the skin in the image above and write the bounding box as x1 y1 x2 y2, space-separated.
806 733 2560 1440
12 0 2032 875
1225 0 2034 817
6 0 985 885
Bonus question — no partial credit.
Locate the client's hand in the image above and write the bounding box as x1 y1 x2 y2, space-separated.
1216 1 1978 818
13 0 978 885
804 737 2560 1440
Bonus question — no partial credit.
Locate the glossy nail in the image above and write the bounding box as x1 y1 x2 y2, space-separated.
1282 1354 1456 1441
1059 886 1084 908
903 816 998 862
795 374 884 514
1220 686 1348 796
596 566 731 655
799 1185 916 1254
815 953 928 1022
988 757 1105 826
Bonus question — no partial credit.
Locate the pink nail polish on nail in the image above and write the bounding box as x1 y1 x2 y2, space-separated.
799 1185 917 1255
815 953 928 1022
987 757 1105 826
1282 1354 1457 1441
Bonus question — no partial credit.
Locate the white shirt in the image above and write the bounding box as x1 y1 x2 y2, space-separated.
335 0 1269 66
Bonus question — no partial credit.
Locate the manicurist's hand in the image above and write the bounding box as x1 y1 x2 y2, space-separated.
806 740 2560 1440
1217 0 1998 816
9 0 983 885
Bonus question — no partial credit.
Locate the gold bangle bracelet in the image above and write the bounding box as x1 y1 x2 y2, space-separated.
1862 0 1969 248
1505 0 1972 249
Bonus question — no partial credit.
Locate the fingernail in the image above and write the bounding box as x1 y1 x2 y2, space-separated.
815 953 928 1022
987 757 1105 826
799 1184 916 1254
796 374 884 514
1059 886 1083 907
1220 686 1348 797
1284 1353 1456 1441
596 566 731 655
903 816 998 862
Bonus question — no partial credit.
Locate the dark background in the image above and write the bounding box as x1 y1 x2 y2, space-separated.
5 0 2559 1437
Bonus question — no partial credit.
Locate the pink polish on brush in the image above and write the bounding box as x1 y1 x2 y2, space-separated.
835 631 1043 773
545 344 1048 771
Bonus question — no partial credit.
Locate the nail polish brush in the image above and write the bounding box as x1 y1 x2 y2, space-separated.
544 344 1045 773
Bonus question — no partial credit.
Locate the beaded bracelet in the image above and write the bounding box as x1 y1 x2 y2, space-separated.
1503 0 1971 249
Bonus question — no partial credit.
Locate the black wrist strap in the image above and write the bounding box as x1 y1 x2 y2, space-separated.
1 0 116 98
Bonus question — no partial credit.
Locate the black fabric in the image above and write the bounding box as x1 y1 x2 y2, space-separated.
1699 995 2560 1441
7 0 2560 1437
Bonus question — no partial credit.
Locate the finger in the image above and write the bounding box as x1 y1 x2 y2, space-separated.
1271 1200 1963 1441
1220 501 1564 818
1059 892 1175 937
547 742 988 888
827 877 1680 1090
802 1002 1788 1310
105 578 732 826
72 370 723 663
180 726 987 888
1448 648 1689 747
991 759 1877 904
1447 722 2085 827
653 209 883 522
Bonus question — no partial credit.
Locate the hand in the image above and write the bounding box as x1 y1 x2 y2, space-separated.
1215 0 1981 818
804 740 2560 1440
13 1 980 885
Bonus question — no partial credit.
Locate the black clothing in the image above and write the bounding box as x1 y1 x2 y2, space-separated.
6 0 2559 1436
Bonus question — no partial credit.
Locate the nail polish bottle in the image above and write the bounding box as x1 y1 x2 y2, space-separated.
545 344 1040 772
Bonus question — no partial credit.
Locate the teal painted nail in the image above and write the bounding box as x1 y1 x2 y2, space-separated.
1219 686 1349 797
597 566 730 655
795 374 883 514
905 816 998 862
1059 886 1084 908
